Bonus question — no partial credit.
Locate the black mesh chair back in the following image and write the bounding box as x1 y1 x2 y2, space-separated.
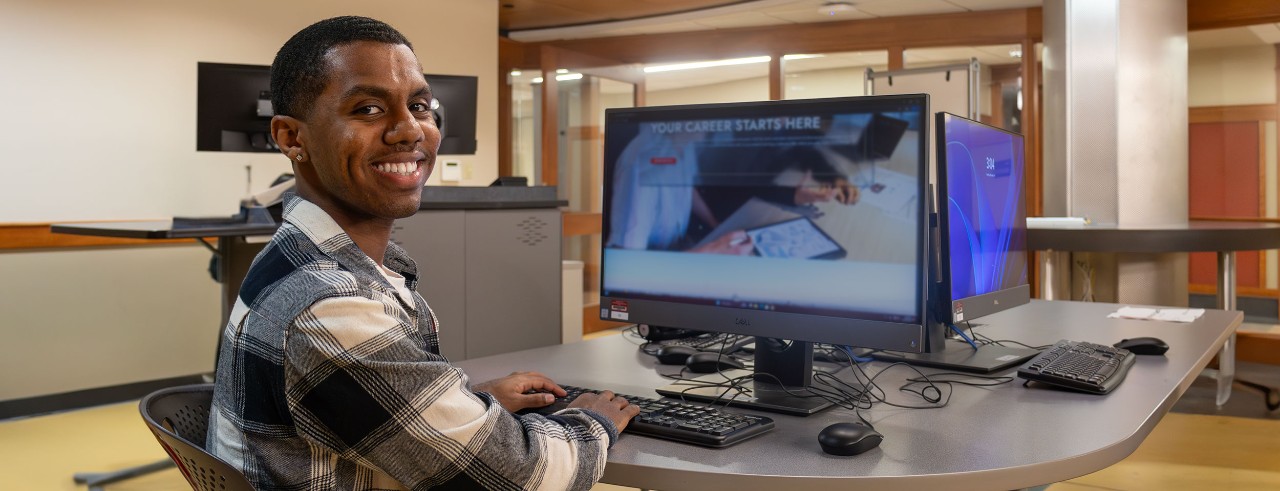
139 384 255 491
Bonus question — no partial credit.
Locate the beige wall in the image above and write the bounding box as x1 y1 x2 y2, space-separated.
1189 44 1276 107
0 0 497 401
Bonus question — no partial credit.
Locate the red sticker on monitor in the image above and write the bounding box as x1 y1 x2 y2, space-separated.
611 300 629 312
650 157 677 165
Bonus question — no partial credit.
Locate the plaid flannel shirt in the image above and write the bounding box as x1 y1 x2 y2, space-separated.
208 195 615 490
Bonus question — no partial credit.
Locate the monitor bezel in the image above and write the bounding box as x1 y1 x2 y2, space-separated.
934 112 1031 325
599 94 933 353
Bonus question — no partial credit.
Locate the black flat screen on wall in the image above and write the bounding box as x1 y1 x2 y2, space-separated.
197 63 478 155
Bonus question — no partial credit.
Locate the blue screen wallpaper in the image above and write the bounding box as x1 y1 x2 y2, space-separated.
943 116 1027 300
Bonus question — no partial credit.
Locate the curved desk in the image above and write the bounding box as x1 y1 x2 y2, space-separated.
457 300 1238 490
1028 220 1280 406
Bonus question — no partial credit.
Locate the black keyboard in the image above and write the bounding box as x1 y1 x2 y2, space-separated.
526 385 774 448
659 333 754 353
1017 340 1137 394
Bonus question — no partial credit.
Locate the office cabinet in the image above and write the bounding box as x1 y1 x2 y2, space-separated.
392 187 564 360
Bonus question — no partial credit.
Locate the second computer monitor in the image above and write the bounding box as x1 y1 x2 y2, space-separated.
936 112 1030 324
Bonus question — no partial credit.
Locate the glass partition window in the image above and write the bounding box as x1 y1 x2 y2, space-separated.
643 56 770 106
509 68 540 183
901 45 1025 131
783 51 888 100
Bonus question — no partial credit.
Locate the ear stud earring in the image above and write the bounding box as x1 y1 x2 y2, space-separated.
296 154 304 161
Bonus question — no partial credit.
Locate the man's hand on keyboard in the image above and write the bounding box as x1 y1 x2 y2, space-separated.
570 390 642 432
473 371 567 412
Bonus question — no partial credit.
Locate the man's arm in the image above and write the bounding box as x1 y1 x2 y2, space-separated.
285 295 613 490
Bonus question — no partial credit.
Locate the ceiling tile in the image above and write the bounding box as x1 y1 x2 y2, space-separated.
691 11 794 29
852 0 967 17
943 0 1042 11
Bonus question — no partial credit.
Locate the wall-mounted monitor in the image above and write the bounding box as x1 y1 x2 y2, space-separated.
196 62 274 153
196 63 477 155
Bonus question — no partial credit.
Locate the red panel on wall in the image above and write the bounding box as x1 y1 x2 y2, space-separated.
1188 121 1261 287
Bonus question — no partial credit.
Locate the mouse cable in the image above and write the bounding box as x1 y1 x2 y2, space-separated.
857 361 955 408
746 371 866 411
904 372 1014 387
677 374 760 408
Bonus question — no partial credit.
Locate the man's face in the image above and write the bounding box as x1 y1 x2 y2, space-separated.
294 41 440 225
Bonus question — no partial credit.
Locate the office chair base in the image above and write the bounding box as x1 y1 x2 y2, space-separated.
73 459 174 491
1234 379 1280 412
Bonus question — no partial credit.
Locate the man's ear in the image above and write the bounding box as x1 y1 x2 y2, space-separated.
271 115 305 162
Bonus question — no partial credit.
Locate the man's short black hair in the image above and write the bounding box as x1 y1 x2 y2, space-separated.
271 16 413 119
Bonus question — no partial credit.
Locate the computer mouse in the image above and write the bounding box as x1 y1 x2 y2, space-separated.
653 345 699 365
818 422 883 456
1114 336 1169 356
685 352 747 373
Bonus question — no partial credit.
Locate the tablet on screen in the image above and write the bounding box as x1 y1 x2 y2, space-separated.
746 217 846 260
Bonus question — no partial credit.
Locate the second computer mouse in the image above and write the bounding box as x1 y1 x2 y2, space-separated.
818 422 883 456
653 345 699 365
1114 336 1169 356
685 352 746 373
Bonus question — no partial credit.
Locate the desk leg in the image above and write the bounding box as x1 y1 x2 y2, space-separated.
1039 250 1062 300
1214 251 1236 407
214 237 267 368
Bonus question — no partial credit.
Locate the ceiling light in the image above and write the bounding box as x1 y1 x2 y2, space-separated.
510 70 522 76
782 54 824 61
644 56 772 73
1009 49 1023 58
529 73 584 84
556 68 569 74
818 1 856 16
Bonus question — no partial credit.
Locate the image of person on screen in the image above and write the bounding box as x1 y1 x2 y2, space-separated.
207 16 638 491
605 122 753 255
697 144 859 225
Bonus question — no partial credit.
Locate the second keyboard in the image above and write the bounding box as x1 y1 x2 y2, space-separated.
1017 339 1136 395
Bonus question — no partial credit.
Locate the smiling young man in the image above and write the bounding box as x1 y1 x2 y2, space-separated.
207 16 638 490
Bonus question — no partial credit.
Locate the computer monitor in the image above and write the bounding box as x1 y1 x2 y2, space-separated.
937 112 1030 323
872 112 1037 373
196 62 275 153
598 94 930 414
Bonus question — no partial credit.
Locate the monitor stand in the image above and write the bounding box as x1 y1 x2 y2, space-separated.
655 338 834 416
871 338 1040 374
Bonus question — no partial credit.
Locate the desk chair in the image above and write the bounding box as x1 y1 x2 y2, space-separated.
138 384 254 491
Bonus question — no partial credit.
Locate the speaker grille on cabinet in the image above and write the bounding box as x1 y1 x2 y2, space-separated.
516 216 549 246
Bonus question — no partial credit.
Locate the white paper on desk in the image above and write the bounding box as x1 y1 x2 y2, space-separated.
1150 308 1205 323
1107 306 1205 323
1107 306 1157 319
852 168 917 221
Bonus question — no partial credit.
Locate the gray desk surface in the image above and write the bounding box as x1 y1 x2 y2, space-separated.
1027 220 1280 252
50 220 277 239
454 300 1238 491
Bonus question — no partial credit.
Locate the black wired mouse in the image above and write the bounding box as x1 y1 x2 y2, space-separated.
653 345 699 365
818 422 883 456
1114 337 1169 356
685 352 746 373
